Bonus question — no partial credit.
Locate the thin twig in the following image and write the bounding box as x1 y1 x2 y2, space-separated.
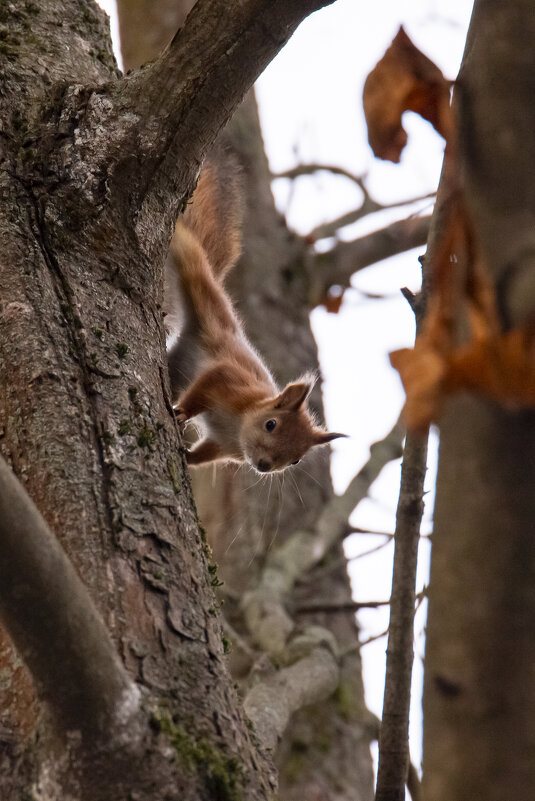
301 534 394 584
348 537 394 561
360 629 389 648
294 600 390 614
309 193 436 241
272 162 369 192
347 526 398 536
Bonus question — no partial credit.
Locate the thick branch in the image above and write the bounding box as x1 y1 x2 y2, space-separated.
244 635 339 751
244 627 340 749
242 420 405 655
309 215 431 307
115 0 337 235
0 456 138 737
235 422 404 748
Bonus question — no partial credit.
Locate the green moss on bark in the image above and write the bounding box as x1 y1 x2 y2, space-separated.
153 711 244 801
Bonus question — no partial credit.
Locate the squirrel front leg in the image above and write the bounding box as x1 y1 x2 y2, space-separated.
173 367 228 425
174 362 255 425
186 439 223 466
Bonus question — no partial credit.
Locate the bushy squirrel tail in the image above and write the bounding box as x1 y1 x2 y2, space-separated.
164 143 243 358
179 143 244 280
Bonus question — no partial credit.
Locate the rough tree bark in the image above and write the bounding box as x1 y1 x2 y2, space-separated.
0 0 341 798
118 3 379 800
0 0 432 798
423 2 535 800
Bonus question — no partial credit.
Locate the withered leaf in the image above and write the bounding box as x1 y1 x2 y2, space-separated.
391 195 535 430
390 339 447 433
392 325 535 432
323 291 344 314
363 27 452 162
392 281 535 433
446 327 535 407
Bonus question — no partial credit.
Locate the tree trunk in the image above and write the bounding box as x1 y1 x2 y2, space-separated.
423 2 535 799
118 2 377 800
0 0 339 797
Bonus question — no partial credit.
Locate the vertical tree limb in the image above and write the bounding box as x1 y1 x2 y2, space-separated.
0 455 139 738
375 432 428 801
372 140 450 801
423 3 535 800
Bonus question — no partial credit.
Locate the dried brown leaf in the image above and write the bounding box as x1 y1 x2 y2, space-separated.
391 195 535 429
323 291 344 314
391 325 535 431
446 326 535 407
390 342 447 433
363 27 452 162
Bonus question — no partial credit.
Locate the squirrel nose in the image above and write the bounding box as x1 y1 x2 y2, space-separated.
257 459 271 473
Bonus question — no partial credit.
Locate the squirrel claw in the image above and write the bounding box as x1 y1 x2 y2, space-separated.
173 407 188 431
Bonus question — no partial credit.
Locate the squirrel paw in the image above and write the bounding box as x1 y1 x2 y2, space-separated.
173 407 188 431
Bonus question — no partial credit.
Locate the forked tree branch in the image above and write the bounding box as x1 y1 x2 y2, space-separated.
0 456 138 738
244 633 339 751
308 194 435 242
272 163 370 188
272 162 434 240
309 215 431 307
24 0 337 269
237 421 405 749
107 0 337 240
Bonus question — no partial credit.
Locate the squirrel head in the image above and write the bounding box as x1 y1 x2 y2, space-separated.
240 377 346 473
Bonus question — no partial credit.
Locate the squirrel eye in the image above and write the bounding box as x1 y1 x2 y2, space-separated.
291 460 300 466
265 419 277 432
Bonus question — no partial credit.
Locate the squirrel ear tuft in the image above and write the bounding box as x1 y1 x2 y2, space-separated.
312 431 347 446
274 380 313 411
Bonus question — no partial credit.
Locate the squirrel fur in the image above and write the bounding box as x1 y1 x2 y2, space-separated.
164 150 345 472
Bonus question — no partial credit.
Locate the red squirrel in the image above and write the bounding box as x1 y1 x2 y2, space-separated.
164 153 344 472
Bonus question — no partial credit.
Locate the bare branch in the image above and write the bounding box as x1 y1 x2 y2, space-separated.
243 630 339 751
304 534 393 582
232 421 407 748
347 526 398 536
309 193 435 242
272 162 434 242
241 419 405 655
297 588 427 618
309 215 431 307
348 537 394 561
0 456 138 738
272 163 370 191
359 629 389 648
321 419 405 527
294 600 390 614
375 432 429 801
